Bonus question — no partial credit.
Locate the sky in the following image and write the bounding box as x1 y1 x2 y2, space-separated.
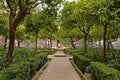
66 0 75 2
66 0 77 2
67 0 74 1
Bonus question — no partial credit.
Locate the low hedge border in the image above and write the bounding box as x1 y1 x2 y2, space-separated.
91 62 120 80
73 54 91 73
72 53 120 80
0 52 48 80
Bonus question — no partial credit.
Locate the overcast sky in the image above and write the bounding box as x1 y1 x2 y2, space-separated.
67 0 76 2
67 0 75 2
66 0 75 2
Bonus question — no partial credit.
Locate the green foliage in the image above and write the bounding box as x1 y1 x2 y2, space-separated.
89 26 103 41
64 48 83 55
66 48 120 71
73 53 91 73
61 2 76 30
107 23 120 39
38 48 56 55
84 48 103 62
0 49 7 70
67 48 120 79
16 24 26 41
0 14 9 37
0 48 56 80
91 62 120 80
61 38 71 46
83 48 120 71
25 12 44 35
13 48 33 63
0 52 48 80
107 50 120 71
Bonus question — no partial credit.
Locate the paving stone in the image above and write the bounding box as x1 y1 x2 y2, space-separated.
38 51 81 80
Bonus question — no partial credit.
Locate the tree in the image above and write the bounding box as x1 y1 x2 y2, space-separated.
92 0 120 63
5 0 41 63
25 12 44 53
0 14 9 50
89 25 103 48
16 24 26 48
74 0 96 52
39 28 56 48
59 27 82 48
61 2 78 48
106 21 120 50
39 0 62 48
0 0 9 50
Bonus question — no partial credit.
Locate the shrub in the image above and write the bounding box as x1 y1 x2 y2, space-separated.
38 48 56 55
107 50 120 71
84 50 102 62
0 52 48 80
64 48 83 55
91 62 120 80
73 54 91 73
13 48 33 63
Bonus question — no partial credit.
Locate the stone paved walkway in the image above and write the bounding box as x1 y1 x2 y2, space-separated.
38 50 81 80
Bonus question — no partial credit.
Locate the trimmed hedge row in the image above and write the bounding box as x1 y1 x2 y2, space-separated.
0 52 48 80
64 48 83 54
72 51 120 80
39 48 56 55
0 52 6 70
73 54 91 73
91 62 120 80
0 48 56 70
65 48 120 71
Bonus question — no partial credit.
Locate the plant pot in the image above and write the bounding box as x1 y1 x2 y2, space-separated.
85 73 92 80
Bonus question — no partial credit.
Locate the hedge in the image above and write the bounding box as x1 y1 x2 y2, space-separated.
91 62 120 80
64 49 84 55
0 52 48 80
73 54 91 73
72 52 120 80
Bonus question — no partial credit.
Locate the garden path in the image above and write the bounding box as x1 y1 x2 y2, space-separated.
38 50 81 80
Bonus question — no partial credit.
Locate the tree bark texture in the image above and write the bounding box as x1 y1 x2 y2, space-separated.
84 34 87 53
17 40 22 48
35 31 38 53
4 36 7 51
103 25 107 63
70 37 76 49
6 0 29 63
44 38 47 48
50 39 52 48
57 40 60 47
6 13 16 63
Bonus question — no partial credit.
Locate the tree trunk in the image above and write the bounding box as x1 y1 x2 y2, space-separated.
70 37 76 49
44 37 47 48
110 42 113 49
50 39 52 48
103 25 107 63
4 36 7 51
5 0 30 63
91 38 94 48
48 39 50 48
57 40 60 47
107 40 110 50
35 31 38 53
17 40 22 48
84 34 87 53
107 40 113 50
99 40 102 48
6 18 16 63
